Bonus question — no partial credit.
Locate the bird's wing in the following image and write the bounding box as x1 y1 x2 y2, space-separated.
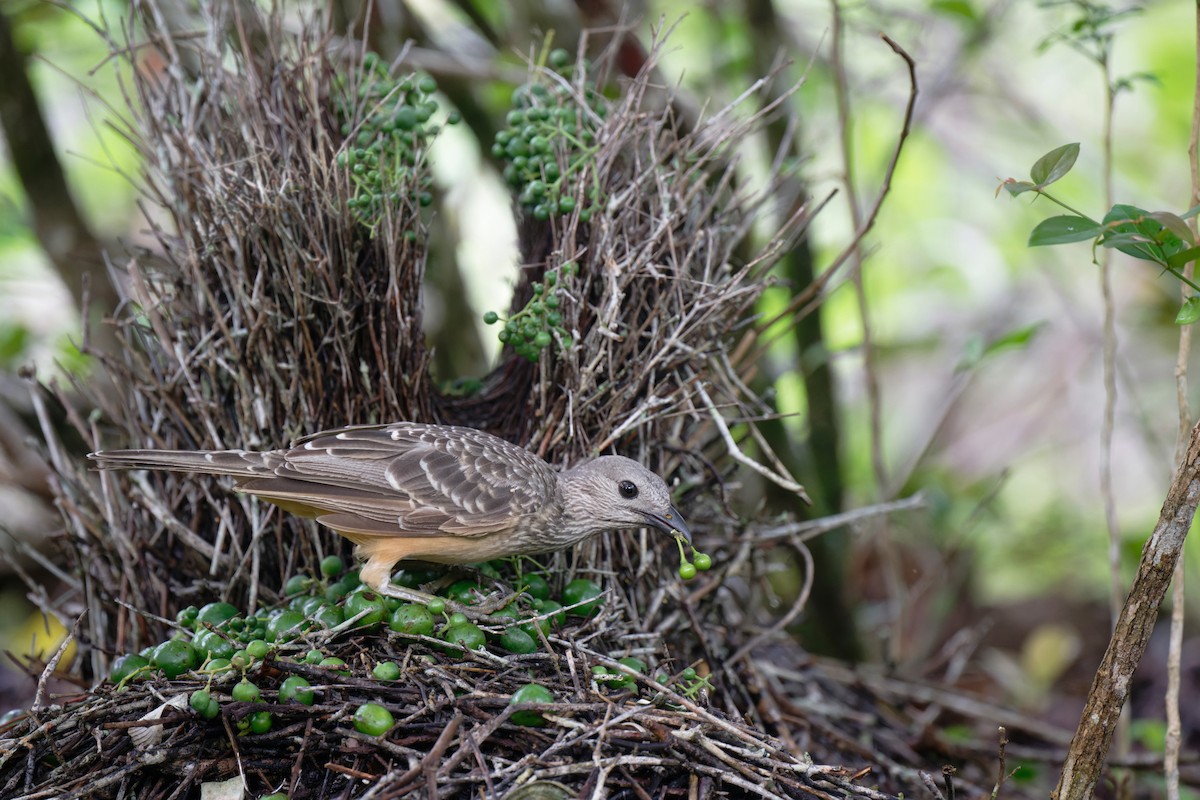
238 423 557 538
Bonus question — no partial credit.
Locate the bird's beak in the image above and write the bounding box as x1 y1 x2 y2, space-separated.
641 506 692 544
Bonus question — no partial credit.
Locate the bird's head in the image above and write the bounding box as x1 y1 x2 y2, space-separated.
560 456 690 543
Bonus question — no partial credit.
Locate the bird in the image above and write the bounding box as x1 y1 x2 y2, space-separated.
88 422 690 603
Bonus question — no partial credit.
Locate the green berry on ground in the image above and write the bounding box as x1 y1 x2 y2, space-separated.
304 649 324 664
373 661 402 681
443 622 487 653
189 689 213 713
344 589 388 629
279 675 314 706
248 711 272 734
196 601 240 629
389 603 435 636
446 580 482 604
267 609 308 642
245 639 269 660
354 702 395 736
561 578 603 616
499 627 537 654
152 640 198 679
109 654 150 684
509 683 554 727
521 573 551 600
232 679 261 703
319 656 350 675
320 555 346 578
426 598 446 616
192 633 234 662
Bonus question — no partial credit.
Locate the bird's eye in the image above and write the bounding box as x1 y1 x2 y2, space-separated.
618 480 638 499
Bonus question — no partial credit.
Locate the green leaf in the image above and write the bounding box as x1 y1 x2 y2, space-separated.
1028 215 1104 247
1147 211 1194 245
930 0 977 21
1029 143 1079 187
1167 247 1200 270
957 322 1044 371
1002 180 1037 197
1176 297 1200 326
1099 204 1189 264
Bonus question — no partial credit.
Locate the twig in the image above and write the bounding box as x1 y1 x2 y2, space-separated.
1054 418 1200 800
991 727 1009 800
694 382 810 502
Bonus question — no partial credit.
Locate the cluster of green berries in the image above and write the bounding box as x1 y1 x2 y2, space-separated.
483 262 575 361
102 554 714 741
674 534 713 581
492 48 606 223
107 559 606 693
334 53 460 230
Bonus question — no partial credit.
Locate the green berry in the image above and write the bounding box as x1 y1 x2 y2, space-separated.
189 689 212 713
320 555 346 578
232 679 261 703
196 602 240 629
693 553 713 571
499 627 537 654
521 573 551 600
344 589 388 629
304 648 324 664
678 562 697 580
373 661 401 680
284 574 312 597
109 653 150 684
426 598 446 616
245 639 269 660
442 622 487 652
279 675 314 705
319 656 350 675
483 311 499 325
354 702 395 736
509 683 554 726
549 48 570 69
152 640 198 679
389 603 435 636
561 578 603 615
248 711 272 734
267 609 308 642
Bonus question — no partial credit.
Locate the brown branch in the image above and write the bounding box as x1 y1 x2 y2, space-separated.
1054 417 1200 800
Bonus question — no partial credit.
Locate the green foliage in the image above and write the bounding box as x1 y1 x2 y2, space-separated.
1003 143 1200 322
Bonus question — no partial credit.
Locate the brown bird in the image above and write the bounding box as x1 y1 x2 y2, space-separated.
89 422 689 598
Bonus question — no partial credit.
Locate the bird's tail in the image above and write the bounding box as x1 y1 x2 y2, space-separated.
88 449 277 477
